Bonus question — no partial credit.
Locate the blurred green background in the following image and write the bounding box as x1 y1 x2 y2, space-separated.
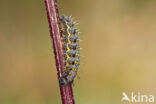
0 0 156 104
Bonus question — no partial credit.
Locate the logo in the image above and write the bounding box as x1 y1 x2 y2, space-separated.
121 92 154 103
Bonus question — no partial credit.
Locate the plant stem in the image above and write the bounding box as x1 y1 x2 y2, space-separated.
44 0 75 104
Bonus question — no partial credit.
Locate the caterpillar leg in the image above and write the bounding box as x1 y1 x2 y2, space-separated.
59 70 77 86
66 70 77 84
59 77 68 86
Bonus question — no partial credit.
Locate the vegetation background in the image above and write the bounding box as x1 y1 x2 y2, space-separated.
0 0 156 104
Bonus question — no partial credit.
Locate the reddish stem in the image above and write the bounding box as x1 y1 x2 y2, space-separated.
44 0 75 104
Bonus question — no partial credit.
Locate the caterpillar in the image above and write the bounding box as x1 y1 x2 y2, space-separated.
59 15 81 86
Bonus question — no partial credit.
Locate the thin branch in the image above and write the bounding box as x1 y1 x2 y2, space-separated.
44 0 75 104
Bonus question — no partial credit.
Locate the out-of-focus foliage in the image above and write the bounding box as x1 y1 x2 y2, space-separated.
0 0 156 104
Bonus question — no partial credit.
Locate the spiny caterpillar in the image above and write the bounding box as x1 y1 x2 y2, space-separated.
59 15 81 86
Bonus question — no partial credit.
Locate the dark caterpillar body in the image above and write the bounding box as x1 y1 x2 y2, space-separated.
59 15 81 86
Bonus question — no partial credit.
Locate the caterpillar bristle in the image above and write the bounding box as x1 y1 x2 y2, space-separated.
69 15 72 19
76 29 80 32
77 39 83 42
80 48 83 50
80 63 85 66
79 55 85 58
74 23 79 26
77 74 80 79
